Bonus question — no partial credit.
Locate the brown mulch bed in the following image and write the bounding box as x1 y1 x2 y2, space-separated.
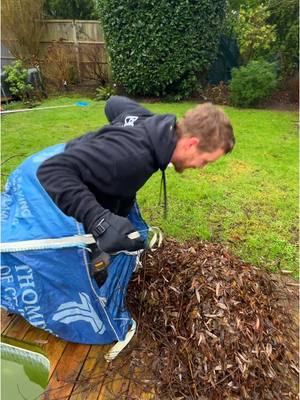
197 80 298 111
122 238 299 400
261 89 299 111
198 82 230 106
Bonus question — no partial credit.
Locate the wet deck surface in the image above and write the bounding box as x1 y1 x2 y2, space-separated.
1 310 154 399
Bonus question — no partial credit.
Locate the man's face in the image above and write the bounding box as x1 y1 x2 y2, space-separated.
171 137 225 173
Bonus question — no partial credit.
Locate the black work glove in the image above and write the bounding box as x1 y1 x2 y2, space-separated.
91 211 146 254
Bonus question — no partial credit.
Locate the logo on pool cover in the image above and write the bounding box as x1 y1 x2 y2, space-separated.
52 292 106 334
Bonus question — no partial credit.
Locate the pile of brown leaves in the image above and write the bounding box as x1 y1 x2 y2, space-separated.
198 82 230 105
125 238 299 400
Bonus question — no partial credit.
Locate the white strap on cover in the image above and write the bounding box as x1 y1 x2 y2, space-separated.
0 234 96 253
104 319 137 362
0 227 163 253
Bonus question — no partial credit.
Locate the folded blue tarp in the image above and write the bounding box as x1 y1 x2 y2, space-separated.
1 144 148 346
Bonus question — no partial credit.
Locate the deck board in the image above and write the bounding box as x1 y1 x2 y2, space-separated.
42 342 90 399
42 334 69 378
2 313 31 339
1 310 17 333
69 344 111 399
97 355 131 400
1 310 154 399
127 369 155 400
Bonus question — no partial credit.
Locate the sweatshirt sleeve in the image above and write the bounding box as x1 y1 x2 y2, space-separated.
37 140 115 233
105 96 153 123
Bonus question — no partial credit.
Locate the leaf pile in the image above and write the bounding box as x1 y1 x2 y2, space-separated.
125 238 299 400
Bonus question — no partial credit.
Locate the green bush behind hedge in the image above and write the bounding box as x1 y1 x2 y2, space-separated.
229 60 278 107
97 0 226 98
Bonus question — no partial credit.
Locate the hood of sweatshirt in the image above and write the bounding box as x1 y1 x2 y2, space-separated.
143 114 177 170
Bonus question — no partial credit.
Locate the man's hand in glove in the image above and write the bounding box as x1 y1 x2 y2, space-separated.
91 211 146 254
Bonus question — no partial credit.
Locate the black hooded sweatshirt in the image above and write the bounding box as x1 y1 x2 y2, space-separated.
37 96 177 233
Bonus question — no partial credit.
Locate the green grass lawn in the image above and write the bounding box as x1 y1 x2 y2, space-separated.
2 95 299 276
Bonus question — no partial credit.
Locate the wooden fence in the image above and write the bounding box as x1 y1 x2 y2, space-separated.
1 42 15 69
40 19 109 83
1 19 109 84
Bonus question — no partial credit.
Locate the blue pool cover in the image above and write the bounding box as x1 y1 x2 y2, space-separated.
1 144 147 344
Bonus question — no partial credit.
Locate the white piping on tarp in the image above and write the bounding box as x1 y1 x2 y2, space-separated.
102 228 163 360
80 245 121 342
75 220 84 236
102 228 163 361
82 242 139 360
104 319 137 362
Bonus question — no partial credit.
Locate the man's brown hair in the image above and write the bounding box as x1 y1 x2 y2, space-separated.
177 103 235 154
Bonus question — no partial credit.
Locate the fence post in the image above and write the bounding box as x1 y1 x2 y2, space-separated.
72 19 81 83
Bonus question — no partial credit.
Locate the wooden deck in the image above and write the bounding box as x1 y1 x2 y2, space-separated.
1 310 154 399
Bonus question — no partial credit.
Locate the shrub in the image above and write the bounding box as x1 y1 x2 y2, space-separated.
229 60 278 107
81 44 109 85
4 60 34 103
41 41 79 91
97 0 226 97
95 84 117 101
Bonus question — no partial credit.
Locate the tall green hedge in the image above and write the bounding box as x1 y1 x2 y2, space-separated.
97 0 226 97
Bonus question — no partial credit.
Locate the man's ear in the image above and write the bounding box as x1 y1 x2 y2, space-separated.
188 137 200 149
